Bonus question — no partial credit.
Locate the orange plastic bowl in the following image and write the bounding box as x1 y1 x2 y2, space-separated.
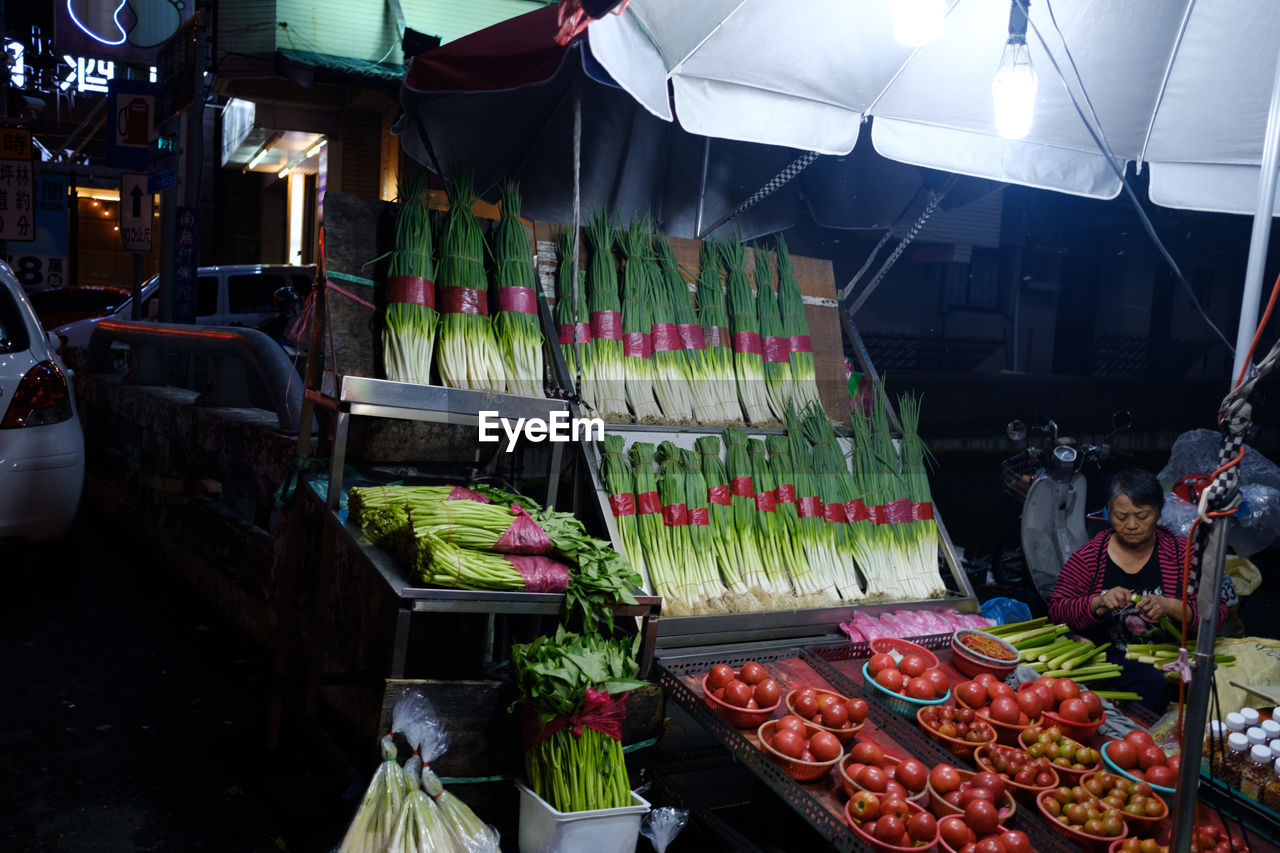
757 719 843 782
974 744 1060 803
1041 707 1105 743
701 671 780 728
869 637 941 670
940 826 1024 853
845 796 940 853
785 687 866 742
916 705 996 760
924 766 1018 825
1035 789 1129 853
839 753 928 803
1081 769 1168 836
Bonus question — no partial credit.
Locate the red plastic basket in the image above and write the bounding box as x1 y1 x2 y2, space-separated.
1035 789 1129 853
869 637 941 670
701 671 780 728
845 796 940 852
757 719 843 782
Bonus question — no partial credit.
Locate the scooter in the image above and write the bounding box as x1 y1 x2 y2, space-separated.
1002 411 1132 604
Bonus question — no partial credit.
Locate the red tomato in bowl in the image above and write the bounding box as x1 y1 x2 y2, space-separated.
1080 690 1103 720
868 653 897 676
1052 678 1081 705
845 698 869 724
939 815 973 848
770 729 805 758
899 653 928 678
1109 740 1138 770
896 758 928 793
753 678 780 707
739 661 767 684
808 731 842 762
988 696 1021 724
851 741 884 765
907 676 935 700
723 680 753 707
924 668 950 694
929 763 963 794
707 664 734 689
1058 697 1091 723
875 668 905 692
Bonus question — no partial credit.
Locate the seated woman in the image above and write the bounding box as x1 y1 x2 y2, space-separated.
1048 468 1228 713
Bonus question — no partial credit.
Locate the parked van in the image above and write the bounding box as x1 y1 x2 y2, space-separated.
52 264 315 349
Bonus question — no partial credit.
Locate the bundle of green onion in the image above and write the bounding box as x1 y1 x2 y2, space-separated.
767 432 840 605
848 399 903 600
747 436 800 599
585 213 628 419
722 239 774 425
657 442 723 612
753 248 792 419
776 236 821 406
618 221 662 421
655 235 718 424
629 441 687 613
723 428 776 606
899 393 947 598
645 231 695 423
799 404 869 601
383 172 439 386
555 231 595 409
513 628 646 813
414 530 568 593
599 434 646 582
696 243 745 424
492 181 545 398
696 435 751 609
436 174 507 393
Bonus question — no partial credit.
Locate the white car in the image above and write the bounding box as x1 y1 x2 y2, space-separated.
0 260 84 540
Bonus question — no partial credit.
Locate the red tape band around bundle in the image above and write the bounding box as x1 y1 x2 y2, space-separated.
439 285 489 316
824 502 848 523
912 501 935 521
730 476 754 498
845 499 871 522
521 688 627 750
755 491 777 513
623 332 653 359
677 323 706 351
705 325 729 349
493 504 553 555
609 493 635 517
590 309 622 341
558 322 591 345
868 503 887 524
733 330 763 355
662 503 689 526
797 495 822 519
506 554 569 593
651 323 679 353
763 335 790 363
447 486 490 503
707 485 731 506
386 275 435 309
497 286 538 315
776 484 797 504
689 507 710 526
789 334 813 354
883 498 914 524
636 491 661 515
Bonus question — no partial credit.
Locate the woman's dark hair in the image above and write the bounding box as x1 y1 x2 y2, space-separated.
1106 468 1164 513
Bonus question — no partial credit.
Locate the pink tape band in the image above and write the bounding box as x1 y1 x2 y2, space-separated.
677 323 706 351
733 331 763 355
590 309 622 341
386 275 435 309
651 323 679 353
558 322 591 345
496 286 538 315
439 285 489 316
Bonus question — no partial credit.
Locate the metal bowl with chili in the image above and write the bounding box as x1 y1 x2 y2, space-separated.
954 629 1019 663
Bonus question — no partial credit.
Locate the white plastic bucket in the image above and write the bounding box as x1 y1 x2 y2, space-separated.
516 780 650 853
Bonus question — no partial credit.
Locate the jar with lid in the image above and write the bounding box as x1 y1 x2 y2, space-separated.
1223 732 1252 787
1248 726 1269 747
1263 719 1280 742
1242 707 1262 728
1226 711 1248 733
1271 706 1280 725
1271 739 1280 763
1242 744 1274 801
1264 758 1280 811
1203 720 1228 776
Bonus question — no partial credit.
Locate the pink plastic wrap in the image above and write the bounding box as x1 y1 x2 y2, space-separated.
838 620 866 643
448 486 490 503
877 611 914 636
493 505 552 555
848 611 888 640
507 555 569 593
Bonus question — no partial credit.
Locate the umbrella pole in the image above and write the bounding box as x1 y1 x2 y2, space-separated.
1231 44 1280 383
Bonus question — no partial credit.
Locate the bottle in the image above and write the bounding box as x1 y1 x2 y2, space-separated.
1242 707 1261 728
1263 719 1280 742
1226 712 1248 734
1272 706 1280 726
1241 744 1273 801
1271 739 1280 763
1224 732 1251 786
1248 726 1269 748
1203 720 1228 776
1265 758 1280 811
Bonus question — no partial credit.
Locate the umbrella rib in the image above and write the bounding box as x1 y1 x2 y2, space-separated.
1138 0 1198 165
865 0 964 118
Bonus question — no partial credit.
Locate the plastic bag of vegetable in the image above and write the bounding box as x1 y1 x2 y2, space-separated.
337 734 407 853
640 807 689 853
387 755 461 853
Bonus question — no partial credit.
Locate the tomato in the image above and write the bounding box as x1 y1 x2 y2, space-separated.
930 763 962 794
816 691 840 711
873 815 904 843
1058 697 1090 723
987 681 1015 701
739 661 766 685
1123 729 1156 750
752 678 780 707
821 702 849 729
907 676 935 700
1166 755 1181 774
793 693 818 719
1146 765 1177 787
776 714 807 735
723 680 753 707
845 698 869 724
770 729 805 758
848 789 879 820
808 730 842 762
1080 690 1103 720
896 758 928 793
975 839 1004 853
875 668 904 692
1052 678 1081 705
939 816 972 848
851 741 884 766
880 796 911 822
1015 686 1044 719
907 810 937 843
960 787 994 807
1138 745 1167 770
988 695 1021 724
899 653 928 678
970 770 1005 800
707 664 734 689
1109 740 1137 770
974 672 997 686
1002 829 1032 853
868 653 896 676
925 668 950 694
964 798 999 835
884 779 908 799
856 765 888 793
958 680 988 708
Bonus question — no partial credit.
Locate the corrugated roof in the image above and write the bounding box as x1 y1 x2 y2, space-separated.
277 48 405 83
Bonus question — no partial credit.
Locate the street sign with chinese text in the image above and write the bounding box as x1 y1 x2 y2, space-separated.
173 205 198 322
120 173 153 252
0 131 34 241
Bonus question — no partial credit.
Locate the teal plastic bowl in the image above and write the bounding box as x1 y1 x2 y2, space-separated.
861 662 950 718
1100 740 1176 796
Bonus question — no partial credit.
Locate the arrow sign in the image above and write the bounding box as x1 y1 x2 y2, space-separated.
119 172 153 253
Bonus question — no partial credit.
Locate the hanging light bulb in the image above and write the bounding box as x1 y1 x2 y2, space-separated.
992 0 1037 139
890 0 945 47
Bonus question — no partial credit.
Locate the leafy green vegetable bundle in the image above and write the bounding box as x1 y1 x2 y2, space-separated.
753 248 791 420
722 239 774 425
696 243 744 424
512 627 646 813
492 181 545 398
618 221 662 421
776 235 821 407
555 231 595 409
585 213 628 419
383 172 439 386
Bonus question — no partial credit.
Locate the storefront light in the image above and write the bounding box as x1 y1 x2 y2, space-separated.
992 0 1037 139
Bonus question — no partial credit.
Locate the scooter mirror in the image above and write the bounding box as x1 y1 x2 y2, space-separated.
1111 410 1132 431
1007 419 1027 442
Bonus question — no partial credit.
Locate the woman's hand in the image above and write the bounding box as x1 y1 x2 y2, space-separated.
1090 586 1133 618
1136 593 1186 623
